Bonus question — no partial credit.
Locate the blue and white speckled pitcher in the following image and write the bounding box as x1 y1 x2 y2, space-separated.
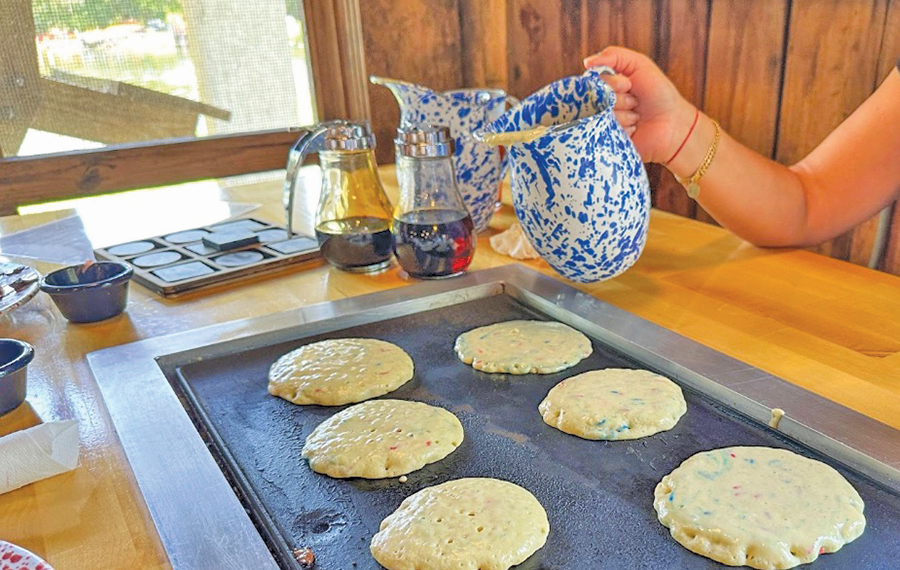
370 76 516 232
475 69 651 283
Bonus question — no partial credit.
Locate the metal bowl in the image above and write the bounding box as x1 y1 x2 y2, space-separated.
40 261 134 323
0 338 34 416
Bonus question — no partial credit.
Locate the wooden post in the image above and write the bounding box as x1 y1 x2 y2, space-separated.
0 0 43 156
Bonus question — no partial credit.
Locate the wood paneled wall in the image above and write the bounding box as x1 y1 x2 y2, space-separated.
360 0 900 274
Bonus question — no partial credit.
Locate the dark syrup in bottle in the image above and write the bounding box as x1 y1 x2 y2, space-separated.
315 216 393 272
392 209 475 278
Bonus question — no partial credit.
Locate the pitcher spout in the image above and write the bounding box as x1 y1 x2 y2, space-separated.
369 75 429 94
369 75 437 124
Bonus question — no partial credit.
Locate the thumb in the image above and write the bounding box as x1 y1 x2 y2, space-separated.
583 46 642 76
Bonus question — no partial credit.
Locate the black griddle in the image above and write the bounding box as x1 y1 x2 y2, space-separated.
172 294 900 570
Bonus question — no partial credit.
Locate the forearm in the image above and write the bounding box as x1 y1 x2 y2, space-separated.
666 68 900 247
667 113 811 247
588 47 900 244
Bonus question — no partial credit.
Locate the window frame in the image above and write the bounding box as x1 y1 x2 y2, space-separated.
0 0 369 216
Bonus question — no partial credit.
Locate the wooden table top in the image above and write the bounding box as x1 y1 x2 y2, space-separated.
2 166 900 569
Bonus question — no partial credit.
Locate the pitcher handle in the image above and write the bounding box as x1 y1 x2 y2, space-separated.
284 124 329 236
587 64 617 76
498 95 521 180
583 65 618 111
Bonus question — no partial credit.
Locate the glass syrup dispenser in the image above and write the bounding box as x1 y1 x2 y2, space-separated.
392 125 475 279
284 120 395 272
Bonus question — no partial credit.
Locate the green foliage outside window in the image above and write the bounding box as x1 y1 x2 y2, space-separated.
33 0 183 34
33 0 303 34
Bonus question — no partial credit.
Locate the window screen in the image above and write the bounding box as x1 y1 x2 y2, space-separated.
0 0 316 158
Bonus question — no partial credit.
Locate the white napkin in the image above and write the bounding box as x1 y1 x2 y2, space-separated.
0 420 79 494
489 221 540 260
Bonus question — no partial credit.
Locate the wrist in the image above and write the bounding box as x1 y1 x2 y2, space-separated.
661 100 699 164
665 109 699 165
667 112 717 180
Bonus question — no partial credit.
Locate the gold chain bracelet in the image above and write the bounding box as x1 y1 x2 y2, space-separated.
675 118 721 200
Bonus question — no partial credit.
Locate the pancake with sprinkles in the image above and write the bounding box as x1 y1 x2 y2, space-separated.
371 478 549 570
455 320 592 374
538 368 686 440
654 446 865 569
302 399 463 479
268 338 413 406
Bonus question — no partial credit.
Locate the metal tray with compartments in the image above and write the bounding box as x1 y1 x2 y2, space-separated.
94 217 320 296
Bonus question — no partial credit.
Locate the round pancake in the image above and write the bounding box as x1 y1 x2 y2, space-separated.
302 399 464 479
454 320 592 374
538 368 686 440
267 338 413 406
371 478 549 570
654 446 865 569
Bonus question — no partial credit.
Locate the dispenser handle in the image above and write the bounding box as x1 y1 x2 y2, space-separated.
284 124 329 236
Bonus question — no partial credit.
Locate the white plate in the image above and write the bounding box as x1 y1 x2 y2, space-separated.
0 262 41 316
0 541 55 570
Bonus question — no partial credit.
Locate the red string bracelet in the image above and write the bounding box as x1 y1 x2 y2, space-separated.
665 109 699 166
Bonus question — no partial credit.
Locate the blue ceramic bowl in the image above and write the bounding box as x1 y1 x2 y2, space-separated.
0 338 34 416
40 261 133 323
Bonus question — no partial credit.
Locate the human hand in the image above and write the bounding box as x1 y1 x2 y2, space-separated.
584 46 696 164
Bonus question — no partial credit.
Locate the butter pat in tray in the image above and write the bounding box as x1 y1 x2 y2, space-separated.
0 420 79 494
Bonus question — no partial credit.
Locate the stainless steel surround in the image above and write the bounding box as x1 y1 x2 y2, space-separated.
88 265 900 570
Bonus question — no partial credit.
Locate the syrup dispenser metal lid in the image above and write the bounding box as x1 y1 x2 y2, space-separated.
324 120 376 151
395 124 455 158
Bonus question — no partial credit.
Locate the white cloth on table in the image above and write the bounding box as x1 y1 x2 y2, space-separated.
489 221 540 260
0 420 79 494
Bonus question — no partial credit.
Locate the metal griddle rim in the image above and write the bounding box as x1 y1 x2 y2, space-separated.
86 265 900 570
170 368 305 570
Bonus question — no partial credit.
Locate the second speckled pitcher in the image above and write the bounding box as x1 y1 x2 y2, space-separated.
370 76 516 232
